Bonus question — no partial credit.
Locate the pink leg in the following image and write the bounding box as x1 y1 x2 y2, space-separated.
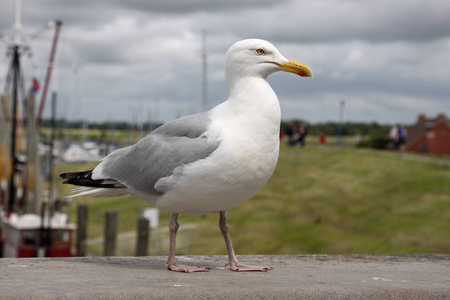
167 213 209 272
219 211 272 272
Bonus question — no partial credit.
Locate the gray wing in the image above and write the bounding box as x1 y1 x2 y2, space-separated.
151 110 211 138
94 111 220 195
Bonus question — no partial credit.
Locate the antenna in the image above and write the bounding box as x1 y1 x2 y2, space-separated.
201 30 208 111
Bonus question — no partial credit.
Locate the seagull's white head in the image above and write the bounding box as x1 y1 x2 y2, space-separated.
225 39 313 83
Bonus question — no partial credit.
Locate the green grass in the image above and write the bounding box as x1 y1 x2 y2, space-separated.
57 143 450 256
42 128 148 146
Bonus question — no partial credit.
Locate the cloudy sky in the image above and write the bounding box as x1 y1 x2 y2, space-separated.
1 0 449 125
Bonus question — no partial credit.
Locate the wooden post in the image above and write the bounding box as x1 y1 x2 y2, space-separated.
104 211 118 256
76 204 88 256
136 216 150 256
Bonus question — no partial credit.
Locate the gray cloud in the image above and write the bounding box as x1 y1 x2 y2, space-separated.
1 0 449 125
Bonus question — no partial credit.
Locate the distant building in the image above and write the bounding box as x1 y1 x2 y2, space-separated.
406 114 450 155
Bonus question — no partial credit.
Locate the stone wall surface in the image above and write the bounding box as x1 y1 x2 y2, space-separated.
1 254 449 299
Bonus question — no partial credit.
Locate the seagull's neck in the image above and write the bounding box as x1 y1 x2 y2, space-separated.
218 76 281 140
227 76 280 117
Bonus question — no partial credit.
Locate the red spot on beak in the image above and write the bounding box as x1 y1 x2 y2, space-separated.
298 70 309 77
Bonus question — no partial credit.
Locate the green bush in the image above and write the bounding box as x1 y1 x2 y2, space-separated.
356 135 391 149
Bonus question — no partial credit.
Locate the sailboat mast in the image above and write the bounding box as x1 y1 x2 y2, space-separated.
13 0 22 45
3 0 57 215
7 45 20 215
6 0 24 215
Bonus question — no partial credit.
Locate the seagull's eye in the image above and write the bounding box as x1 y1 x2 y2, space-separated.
255 48 265 55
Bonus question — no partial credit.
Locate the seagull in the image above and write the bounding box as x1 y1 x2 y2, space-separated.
60 39 312 272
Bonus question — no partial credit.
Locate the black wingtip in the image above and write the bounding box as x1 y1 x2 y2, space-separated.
59 170 126 188
59 170 93 185
59 171 90 180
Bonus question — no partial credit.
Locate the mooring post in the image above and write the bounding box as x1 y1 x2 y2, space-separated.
104 210 118 256
76 204 88 256
136 216 150 256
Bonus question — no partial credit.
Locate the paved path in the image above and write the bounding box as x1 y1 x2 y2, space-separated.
381 151 450 166
1 254 449 299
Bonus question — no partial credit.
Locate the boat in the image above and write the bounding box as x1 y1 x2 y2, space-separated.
2 212 75 257
0 0 74 258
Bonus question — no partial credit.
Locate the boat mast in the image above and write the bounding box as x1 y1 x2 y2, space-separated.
36 20 62 127
2 0 56 215
6 0 24 215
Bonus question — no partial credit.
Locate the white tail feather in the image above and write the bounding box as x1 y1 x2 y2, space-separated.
66 187 128 198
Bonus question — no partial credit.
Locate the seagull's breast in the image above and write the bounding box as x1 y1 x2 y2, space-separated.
155 96 281 214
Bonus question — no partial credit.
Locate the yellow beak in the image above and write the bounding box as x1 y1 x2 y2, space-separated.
280 60 313 78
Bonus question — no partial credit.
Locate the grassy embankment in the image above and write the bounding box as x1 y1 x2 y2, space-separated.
55 138 450 256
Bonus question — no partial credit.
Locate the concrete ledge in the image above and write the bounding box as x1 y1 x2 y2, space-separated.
1 254 449 299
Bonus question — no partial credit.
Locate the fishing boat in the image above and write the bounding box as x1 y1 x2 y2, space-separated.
0 0 74 258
